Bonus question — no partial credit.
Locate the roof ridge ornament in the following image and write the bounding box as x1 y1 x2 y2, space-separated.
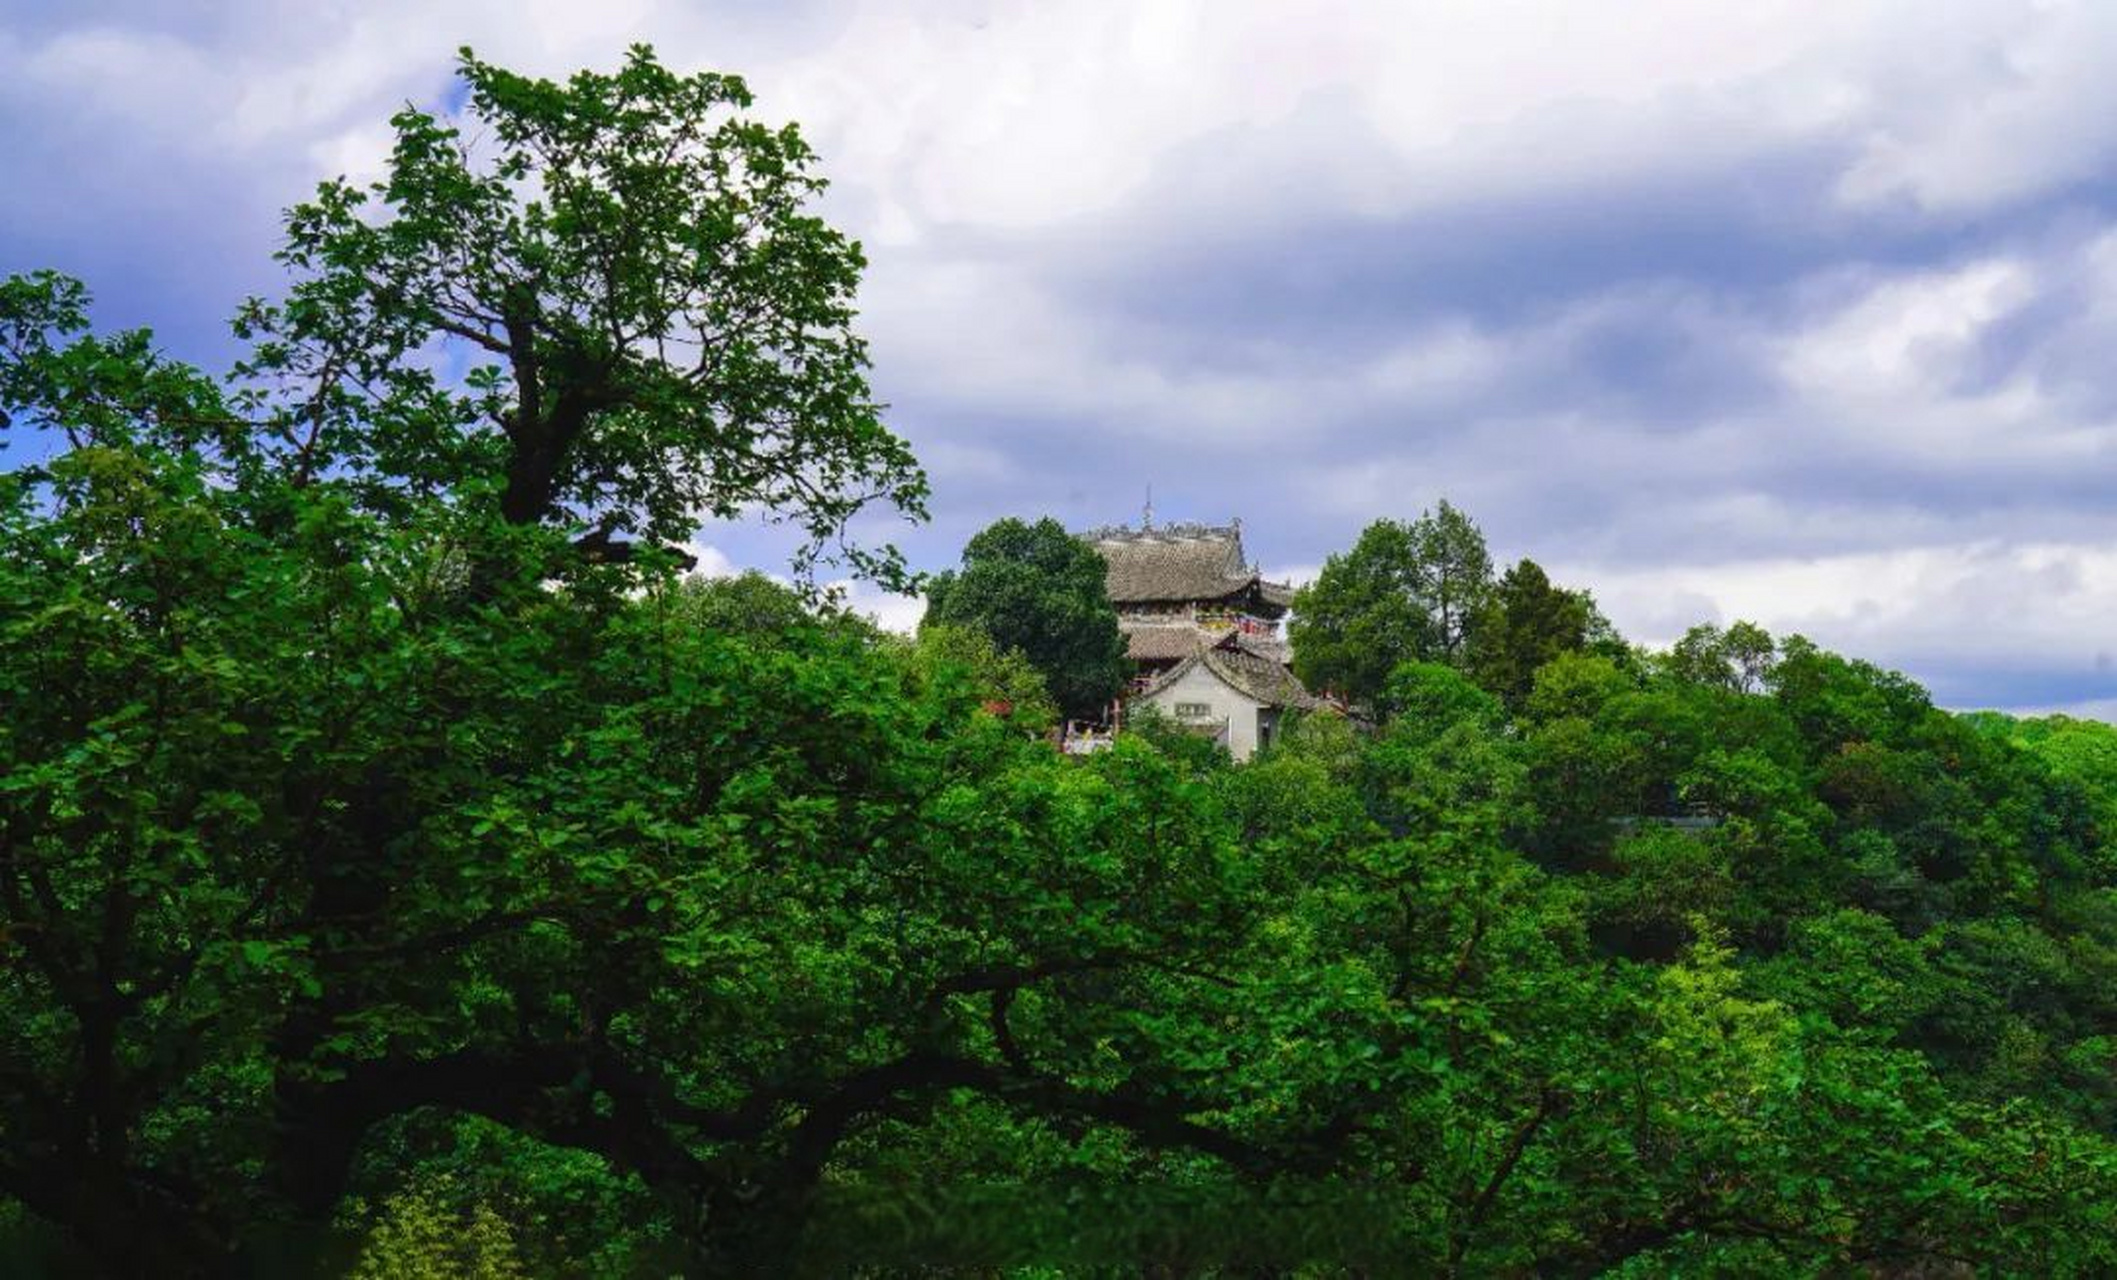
1078 520 1239 543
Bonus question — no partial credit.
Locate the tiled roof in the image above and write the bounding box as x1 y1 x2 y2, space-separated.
1123 624 1214 662
1226 632 1291 666
1133 655 1200 700
1088 525 1252 603
1132 646 1323 711
1200 647 1326 711
1080 522 1294 611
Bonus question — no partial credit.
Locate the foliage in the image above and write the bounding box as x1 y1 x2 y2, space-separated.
1664 618 1778 693
1467 557 1609 707
900 621 1059 735
5 45 2117 1280
921 515 1128 720
239 45 927 581
664 569 845 639
348 1180 525 1280
1290 500 1494 708
1288 516 1428 706
1402 499 1495 661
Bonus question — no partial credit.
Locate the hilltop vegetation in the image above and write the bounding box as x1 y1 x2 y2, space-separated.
3 46 2115 1278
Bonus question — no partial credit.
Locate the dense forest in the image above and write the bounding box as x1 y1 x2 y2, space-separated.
3 47 2114 1278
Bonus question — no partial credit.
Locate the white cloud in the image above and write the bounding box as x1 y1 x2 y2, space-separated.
15 1 2109 252
681 540 744 579
1570 539 2117 712
1782 259 2037 402
1833 2 2117 213
834 580 926 634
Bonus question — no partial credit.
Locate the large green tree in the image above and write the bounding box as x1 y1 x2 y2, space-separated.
921 516 1127 720
237 45 927 579
1664 618 1778 693
0 448 1283 1271
1407 499 1496 660
1290 500 1495 707
1468 557 1611 707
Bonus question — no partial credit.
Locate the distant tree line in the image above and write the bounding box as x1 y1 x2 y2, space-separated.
1288 499 1624 714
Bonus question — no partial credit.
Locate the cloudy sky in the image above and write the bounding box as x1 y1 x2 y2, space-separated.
9 1 2117 712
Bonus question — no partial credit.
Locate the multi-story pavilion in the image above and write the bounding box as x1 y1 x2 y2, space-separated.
1077 520 1322 759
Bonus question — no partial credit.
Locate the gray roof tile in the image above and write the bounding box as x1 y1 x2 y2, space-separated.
1079 522 1294 611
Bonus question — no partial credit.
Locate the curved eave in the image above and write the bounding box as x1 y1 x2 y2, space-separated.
1110 578 1293 617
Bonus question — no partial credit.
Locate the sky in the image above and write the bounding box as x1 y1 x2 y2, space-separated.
8 1 2117 713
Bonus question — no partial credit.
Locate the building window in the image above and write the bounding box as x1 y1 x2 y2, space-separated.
1174 702 1212 719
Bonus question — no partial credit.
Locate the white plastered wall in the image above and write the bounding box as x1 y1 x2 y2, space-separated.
1135 660 1266 760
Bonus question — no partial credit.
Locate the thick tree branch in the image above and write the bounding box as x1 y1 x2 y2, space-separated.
1448 1087 1565 1275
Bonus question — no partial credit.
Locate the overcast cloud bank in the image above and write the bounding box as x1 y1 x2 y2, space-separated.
9 1 2117 710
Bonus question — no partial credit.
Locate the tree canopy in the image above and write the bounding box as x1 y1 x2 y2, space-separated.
920 515 1128 720
1291 510 1614 715
1294 501 1578 711
240 45 926 580
1468 557 1613 708
1288 516 1430 706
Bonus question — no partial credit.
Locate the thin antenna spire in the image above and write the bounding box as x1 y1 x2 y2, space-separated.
1142 484 1154 531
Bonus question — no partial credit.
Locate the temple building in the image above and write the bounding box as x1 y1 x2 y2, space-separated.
1077 519 1324 760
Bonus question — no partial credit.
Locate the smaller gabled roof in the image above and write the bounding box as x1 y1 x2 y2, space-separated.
1133 645 1324 711
1133 655 1201 701
1200 647 1326 711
